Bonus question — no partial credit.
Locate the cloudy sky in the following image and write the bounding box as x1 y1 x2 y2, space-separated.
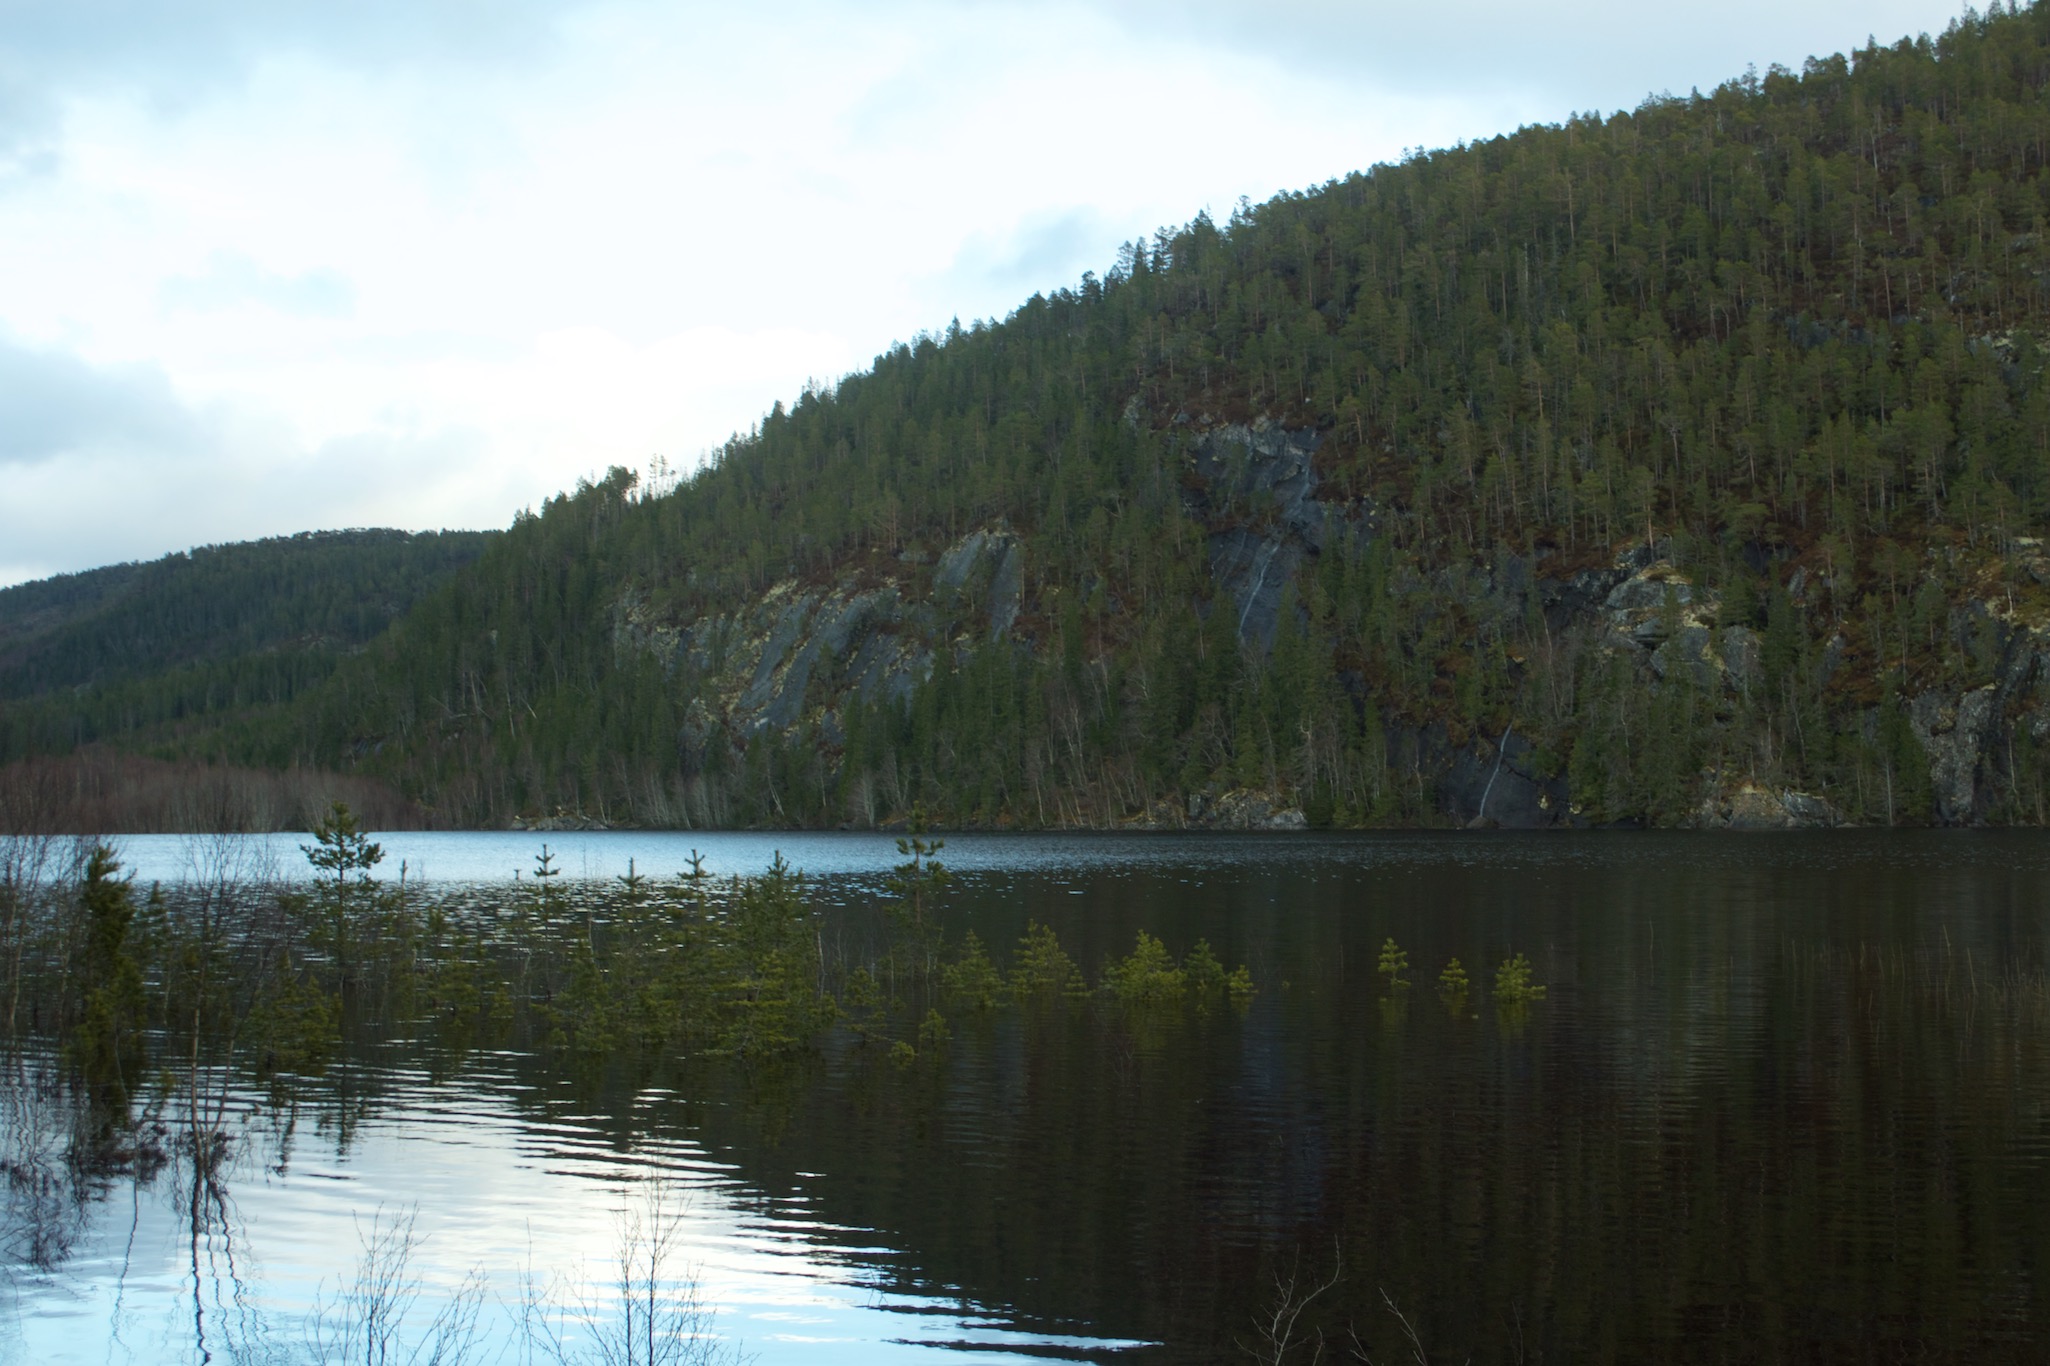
0 0 1976 585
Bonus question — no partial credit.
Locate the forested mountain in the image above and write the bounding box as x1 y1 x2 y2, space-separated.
0 529 493 766
22 5 2050 831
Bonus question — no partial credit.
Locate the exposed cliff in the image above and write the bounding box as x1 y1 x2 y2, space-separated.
595 410 2050 830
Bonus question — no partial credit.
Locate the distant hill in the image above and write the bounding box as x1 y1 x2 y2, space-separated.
0 529 494 768
21 7 2050 831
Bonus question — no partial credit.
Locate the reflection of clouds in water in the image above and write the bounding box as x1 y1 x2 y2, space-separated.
110 826 2050 893
2 1059 1149 1365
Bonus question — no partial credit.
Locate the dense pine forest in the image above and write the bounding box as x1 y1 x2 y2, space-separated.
11 5 2050 831
0 531 490 827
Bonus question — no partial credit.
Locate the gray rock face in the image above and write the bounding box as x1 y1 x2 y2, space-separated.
1651 624 1720 688
1912 685 1999 822
1129 788 1308 830
1182 420 1344 650
1598 561 1715 650
1694 783 1840 829
612 524 1036 785
1898 605 2050 823
608 414 2050 831
934 525 1026 639
1540 560 1633 634
1431 726 1569 829
988 539 1024 638
1604 572 1695 616
1720 626 1762 691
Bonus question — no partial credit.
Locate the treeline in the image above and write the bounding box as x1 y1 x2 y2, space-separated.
34 7 2050 828
0 529 493 766
0 751 432 836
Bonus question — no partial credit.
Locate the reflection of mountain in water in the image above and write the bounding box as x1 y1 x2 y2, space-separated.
9 834 2050 1363
666 835 2050 1364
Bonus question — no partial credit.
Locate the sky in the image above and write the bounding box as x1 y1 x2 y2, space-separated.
0 0 1982 586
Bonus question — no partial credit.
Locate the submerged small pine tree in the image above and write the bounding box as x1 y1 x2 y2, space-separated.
1494 954 1546 1008
1437 958 1470 1004
71 845 146 1094
1378 938 1410 991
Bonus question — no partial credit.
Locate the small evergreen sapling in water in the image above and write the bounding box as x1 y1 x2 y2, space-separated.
888 807 950 981
531 844 561 908
1103 931 1185 1004
1182 938 1228 995
616 857 647 903
302 801 386 981
672 849 710 922
72 844 146 1093
1226 965 1256 1001
1494 953 1546 1007
1377 937 1410 991
939 930 1005 1009
1437 958 1470 1006
1009 922 1086 1000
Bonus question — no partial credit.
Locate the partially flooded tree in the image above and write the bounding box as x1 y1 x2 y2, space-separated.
69 845 145 1100
886 807 949 981
303 801 386 987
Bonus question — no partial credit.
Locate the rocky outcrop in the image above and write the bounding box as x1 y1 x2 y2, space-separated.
613 525 1037 791
934 526 1025 639
1693 782 1840 830
609 416 2050 831
1525 542 2031 828
1580 553 1761 693
1907 598 2050 822
1433 727 1569 829
1911 685 2000 823
510 809 622 832
620 580 936 741
1179 418 1357 650
1126 788 1309 830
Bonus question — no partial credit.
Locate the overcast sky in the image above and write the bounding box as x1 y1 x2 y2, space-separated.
0 0 1978 585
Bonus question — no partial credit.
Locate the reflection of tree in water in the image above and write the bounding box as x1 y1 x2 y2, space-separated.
0 1056 743 1365
0 823 1232 1362
15 826 2049 1361
0 1055 92 1272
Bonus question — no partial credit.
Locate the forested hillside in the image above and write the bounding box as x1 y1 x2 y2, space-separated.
0 529 493 766
28 5 2050 830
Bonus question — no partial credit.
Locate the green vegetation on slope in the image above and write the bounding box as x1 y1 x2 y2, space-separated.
0 529 494 767
38 8 2050 828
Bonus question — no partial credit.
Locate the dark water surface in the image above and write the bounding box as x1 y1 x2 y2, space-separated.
9 831 2050 1362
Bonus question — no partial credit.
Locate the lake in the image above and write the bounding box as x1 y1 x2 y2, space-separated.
6 830 2050 1362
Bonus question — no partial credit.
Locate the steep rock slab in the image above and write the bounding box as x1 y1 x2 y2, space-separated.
1181 420 1345 650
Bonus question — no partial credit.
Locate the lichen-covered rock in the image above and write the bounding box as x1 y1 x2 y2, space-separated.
1694 782 1840 829
1194 788 1309 830
611 523 1038 784
1122 788 1308 830
1720 625 1762 691
1600 560 1719 654
1912 684 1999 823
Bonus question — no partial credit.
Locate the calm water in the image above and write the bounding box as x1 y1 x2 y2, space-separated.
8 831 2050 1363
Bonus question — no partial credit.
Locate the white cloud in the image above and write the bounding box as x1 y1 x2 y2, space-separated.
159 250 355 317
0 0 1978 584
0 335 204 467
